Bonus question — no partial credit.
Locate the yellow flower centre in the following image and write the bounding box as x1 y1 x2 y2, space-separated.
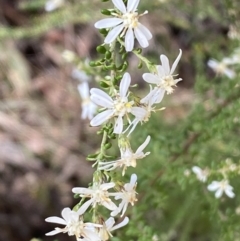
122 12 139 28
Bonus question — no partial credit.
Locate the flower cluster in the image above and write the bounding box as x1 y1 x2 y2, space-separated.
45 0 182 240
191 158 239 199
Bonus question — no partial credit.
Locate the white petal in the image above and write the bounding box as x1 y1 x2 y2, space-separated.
105 217 115 229
127 0 139 12
157 65 166 78
137 23 152 40
114 115 123 134
160 55 170 75
110 217 129 231
134 26 149 48
120 73 131 98
112 0 126 13
105 24 124 44
125 28 134 52
207 181 220 191
72 187 93 194
102 200 118 211
45 229 63 236
131 107 146 119
45 217 66 225
90 110 114 126
224 69 236 79
192 166 202 175
136 136 151 154
90 88 113 102
129 173 137 188
207 59 218 69
170 49 182 74
215 189 223 198
77 199 93 215
225 189 235 198
142 73 160 84
94 18 123 29
91 94 113 108
61 208 71 222
78 82 89 100
100 182 115 190
84 229 101 241
154 88 165 103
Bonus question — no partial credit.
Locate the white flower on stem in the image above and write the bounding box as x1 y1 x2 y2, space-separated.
45 0 64 12
143 49 182 95
94 0 152 52
45 204 101 240
99 136 150 175
192 166 208 183
111 174 138 217
207 58 236 79
90 73 143 134
72 183 118 211
207 180 235 199
78 82 97 120
99 217 129 241
126 87 165 135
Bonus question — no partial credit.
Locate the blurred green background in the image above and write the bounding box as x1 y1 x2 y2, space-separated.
0 0 240 241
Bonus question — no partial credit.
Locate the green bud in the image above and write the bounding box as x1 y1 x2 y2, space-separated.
108 133 116 139
136 48 142 54
96 45 107 54
100 81 110 88
105 51 112 59
122 52 128 60
104 143 112 150
121 62 128 72
105 64 115 70
138 61 143 69
101 9 111 15
99 29 108 36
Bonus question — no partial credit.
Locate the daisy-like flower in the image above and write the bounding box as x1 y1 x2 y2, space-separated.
143 49 182 95
192 166 208 183
98 217 129 241
207 180 235 199
90 73 144 134
45 204 101 240
78 82 97 120
72 182 118 211
94 0 152 52
207 58 236 79
111 174 138 217
45 0 64 12
99 136 150 175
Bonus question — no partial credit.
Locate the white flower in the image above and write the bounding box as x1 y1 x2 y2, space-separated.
90 73 143 134
207 58 236 79
99 217 129 241
99 136 150 175
111 174 138 216
94 0 152 52
207 180 235 198
126 87 165 135
192 166 208 183
72 69 91 82
143 49 182 95
45 204 101 240
78 82 97 120
45 0 64 12
72 183 118 211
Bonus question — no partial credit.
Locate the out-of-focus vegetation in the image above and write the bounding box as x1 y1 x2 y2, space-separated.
0 0 240 241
